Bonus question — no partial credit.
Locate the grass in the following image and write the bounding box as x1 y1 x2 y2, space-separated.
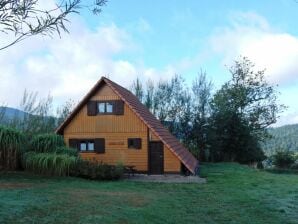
0 163 298 224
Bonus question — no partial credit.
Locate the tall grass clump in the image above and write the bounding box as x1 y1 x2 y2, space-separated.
30 134 64 153
24 152 78 176
0 126 25 170
55 146 78 157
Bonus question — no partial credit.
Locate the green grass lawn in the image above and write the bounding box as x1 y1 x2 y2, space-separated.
0 163 298 224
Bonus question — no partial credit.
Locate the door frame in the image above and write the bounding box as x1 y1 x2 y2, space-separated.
148 140 164 174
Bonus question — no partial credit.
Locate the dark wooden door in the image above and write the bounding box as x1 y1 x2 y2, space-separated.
149 141 164 174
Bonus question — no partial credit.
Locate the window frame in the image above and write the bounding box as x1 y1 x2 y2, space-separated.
97 101 114 114
79 140 95 153
127 138 142 150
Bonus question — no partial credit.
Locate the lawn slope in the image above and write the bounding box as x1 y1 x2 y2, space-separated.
0 163 297 224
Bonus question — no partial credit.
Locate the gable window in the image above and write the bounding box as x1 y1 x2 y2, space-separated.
128 138 142 149
79 140 94 152
106 102 113 113
97 101 114 114
87 100 124 116
98 102 105 113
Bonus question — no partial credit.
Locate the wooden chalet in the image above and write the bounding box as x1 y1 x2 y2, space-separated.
56 77 198 174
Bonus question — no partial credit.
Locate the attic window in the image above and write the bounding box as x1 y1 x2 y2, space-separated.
106 102 113 113
128 138 142 149
98 102 105 113
87 100 124 116
97 101 114 114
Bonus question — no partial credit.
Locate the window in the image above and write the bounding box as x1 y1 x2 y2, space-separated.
87 100 124 116
69 139 105 154
79 140 94 152
88 142 94 151
128 138 142 149
80 142 87 151
106 102 113 113
98 102 105 113
97 101 114 114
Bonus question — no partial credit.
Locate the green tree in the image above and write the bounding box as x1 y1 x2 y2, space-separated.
130 77 144 102
144 79 155 113
191 71 213 160
209 57 284 163
56 99 76 127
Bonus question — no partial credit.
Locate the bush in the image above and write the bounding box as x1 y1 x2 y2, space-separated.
30 134 65 153
24 152 77 176
0 126 25 170
55 146 78 157
71 159 124 180
272 151 295 168
290 163 298 170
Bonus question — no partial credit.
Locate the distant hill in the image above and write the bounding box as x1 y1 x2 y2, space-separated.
0 106 27 122
262 124 298 155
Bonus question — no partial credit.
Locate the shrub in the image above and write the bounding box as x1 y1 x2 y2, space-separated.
290 163 298 170
0 126 25 170
71 159 124 180
30 134 64 153
55 146 78 157
272 151 295 168
24 152 77 176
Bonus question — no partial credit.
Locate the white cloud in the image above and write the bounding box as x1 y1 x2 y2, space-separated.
209 11 298 85
274 112 298 127
0 15 178 111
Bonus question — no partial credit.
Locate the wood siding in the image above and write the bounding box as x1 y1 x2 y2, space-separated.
164 145 181 172
149 130 181 172
63 83 181 173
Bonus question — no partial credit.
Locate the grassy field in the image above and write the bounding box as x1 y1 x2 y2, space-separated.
0 163 298 224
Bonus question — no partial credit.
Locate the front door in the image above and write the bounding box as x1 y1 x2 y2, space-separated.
149 141 164 174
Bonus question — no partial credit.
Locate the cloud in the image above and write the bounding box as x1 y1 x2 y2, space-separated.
274 112 298 127
0 14 179 111
209 11 298 85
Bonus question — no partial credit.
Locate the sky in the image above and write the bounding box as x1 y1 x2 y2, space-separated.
0 0 298 126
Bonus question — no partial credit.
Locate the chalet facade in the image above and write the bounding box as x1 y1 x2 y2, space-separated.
56 77 198 174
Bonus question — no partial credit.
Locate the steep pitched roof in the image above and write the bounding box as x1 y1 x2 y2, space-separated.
56 77 199 174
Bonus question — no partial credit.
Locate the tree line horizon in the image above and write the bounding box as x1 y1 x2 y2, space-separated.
0 56 286 163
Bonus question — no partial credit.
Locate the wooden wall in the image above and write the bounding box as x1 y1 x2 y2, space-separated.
63 83 181 173
149 130 181 173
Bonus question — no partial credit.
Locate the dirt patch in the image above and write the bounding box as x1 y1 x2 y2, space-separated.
0 182 33 189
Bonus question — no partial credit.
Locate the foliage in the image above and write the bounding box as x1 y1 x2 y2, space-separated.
0 125 25 170
0 0 107 50
0 163 298 223
290 163 298 170
7 90 57 135
0 104 6 123
191 71 213 160
130 78 144 102
56 99 76 127
207 57 284 163
1 91 78 135
24 151 77 176
70 159 124 180
272 150 295 168
55 146 78 157
131 75 192 141
29 134 65 153
262 124 298 155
